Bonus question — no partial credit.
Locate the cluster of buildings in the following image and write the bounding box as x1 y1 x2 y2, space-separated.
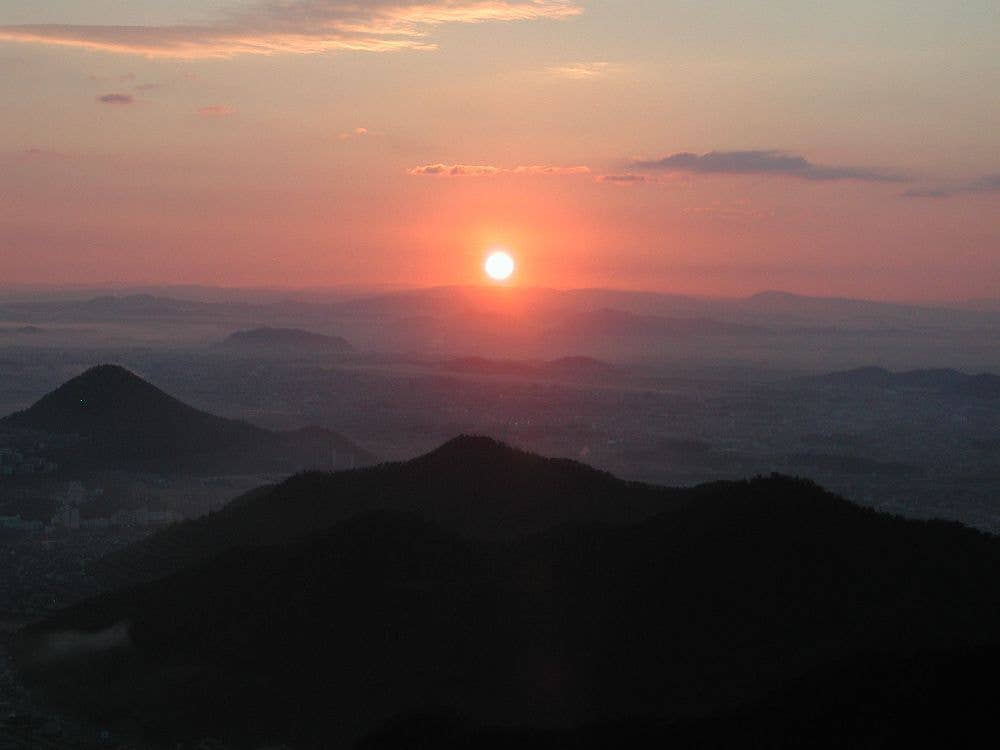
71 506 180 531
0 514 43 533
0 447 57 476
0 481 181 537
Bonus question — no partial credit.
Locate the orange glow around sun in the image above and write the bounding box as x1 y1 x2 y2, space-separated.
484 250 515 281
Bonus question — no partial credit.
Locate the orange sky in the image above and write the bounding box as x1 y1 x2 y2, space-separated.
1 1 998 301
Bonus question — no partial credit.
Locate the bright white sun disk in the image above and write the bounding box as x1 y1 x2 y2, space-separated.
485 250 515 281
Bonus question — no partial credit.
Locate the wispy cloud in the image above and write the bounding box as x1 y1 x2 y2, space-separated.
337 127 369 140
409 164 500 176
547 61 622 79
408 163 590 176
902 174 1000 198
0 1 581 59
197 104 235 117
598 174 649 185
632 150 904 182
512 164 590 175
97 93 134 105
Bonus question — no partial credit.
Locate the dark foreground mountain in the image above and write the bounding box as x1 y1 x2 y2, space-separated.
215 326 353 356
360 647 1000 748
803 366 1000 398
91 436 684 585
16 444 1000 748
0 365 374 473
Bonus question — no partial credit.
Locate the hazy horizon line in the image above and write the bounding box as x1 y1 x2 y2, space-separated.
0 281 996 309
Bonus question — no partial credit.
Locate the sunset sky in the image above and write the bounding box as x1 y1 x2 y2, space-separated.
1 1 997 300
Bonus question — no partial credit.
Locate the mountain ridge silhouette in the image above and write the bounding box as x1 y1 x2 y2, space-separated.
1 364 374 473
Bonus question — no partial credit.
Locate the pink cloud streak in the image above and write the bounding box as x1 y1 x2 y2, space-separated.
0 1 581 59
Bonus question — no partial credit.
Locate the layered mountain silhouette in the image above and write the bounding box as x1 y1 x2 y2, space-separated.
215 326 353 356
92 435 684 585
17 439 1000 747
0 364 374 473
804 366 1000 398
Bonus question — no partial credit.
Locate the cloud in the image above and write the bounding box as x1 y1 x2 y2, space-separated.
632 150 904 182
409 163 502 176
899 187 954 198
408 163 589 176
134 82 164 91
902 174 1000 198
337 126 369 140
512 164 590 175
547 61 621 79
198 104 235 117
0 1 582 59
97 93 134 104
599 174 649 185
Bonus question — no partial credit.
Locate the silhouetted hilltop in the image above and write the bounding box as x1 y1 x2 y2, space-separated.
804 366 1000 398
92 435 682 585
19 470 1000 747
4 364 247 438
1 365 373 473
215 326 353 355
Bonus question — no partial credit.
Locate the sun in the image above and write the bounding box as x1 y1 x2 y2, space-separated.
484 250 515 281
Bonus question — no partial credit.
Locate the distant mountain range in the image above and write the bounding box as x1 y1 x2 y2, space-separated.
550 308 760 339
4 288 998 333
0 294 231 321
803 366 1000 398
215 326 353 355
0 365 374 473
18 437 1000 746
0 293 328 325
329 286 1000 330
